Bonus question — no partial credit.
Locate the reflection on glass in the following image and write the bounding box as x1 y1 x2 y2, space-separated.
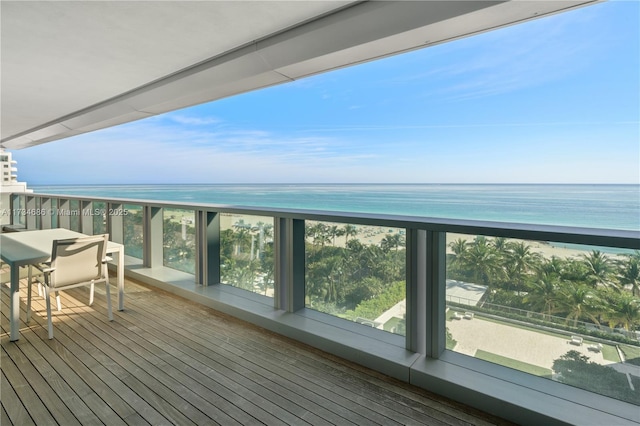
69 200 80 231
12 195 25 226
50 199 58 228
445 233 640 405
123 204 143 259
163 208 195 274
220 214 274 297
305 221 406 336
93 201 106 235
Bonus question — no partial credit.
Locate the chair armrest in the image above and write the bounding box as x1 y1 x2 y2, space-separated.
32 262 55 274
102 256 113 263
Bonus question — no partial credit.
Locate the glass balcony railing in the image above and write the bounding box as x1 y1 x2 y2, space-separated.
305 220 406 335
123 204 143 259
69 199 80 232
163 208 196 274
446 234 639 405
220 213 274 296
92 201 107 235
6 191 639 415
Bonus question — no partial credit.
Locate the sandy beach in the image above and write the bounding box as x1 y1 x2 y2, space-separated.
220 213 617 261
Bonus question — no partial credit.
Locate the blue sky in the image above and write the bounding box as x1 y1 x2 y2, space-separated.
15 1 640 184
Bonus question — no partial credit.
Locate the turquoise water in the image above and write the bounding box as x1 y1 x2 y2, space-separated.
31 184 640 231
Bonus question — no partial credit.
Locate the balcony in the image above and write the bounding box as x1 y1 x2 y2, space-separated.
3 191 640 425
2 275 508 425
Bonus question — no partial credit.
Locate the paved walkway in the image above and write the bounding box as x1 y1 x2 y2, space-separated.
447 315 640 378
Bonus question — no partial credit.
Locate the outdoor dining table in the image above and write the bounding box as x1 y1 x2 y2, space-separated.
1 228 125 341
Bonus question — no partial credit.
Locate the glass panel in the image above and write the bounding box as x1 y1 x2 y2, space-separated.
12 194 25 226
123 204 143 259
50 198 58 228
69 200 80 231
220 214 274 296
305 221 406 336
163 208 195 274
92 201 106 235
446 233 640 405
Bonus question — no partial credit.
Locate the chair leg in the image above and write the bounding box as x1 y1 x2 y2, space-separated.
105 281 113 321
55 291 61 311
89 282 95 306
45 287 53 339
27 267 33 323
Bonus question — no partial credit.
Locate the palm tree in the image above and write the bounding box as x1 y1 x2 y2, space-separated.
381 233 404 253
314 232 331 248
449 238 468 257
447 238 468 278
603 292 640 332
525 272 560 319
233 228 251 256
458 238 503 286
582 250 616 290
616 251 640 296
306 222 327 246
491 237 509 254
343 224 358 244
538 255 566 277
506 241 542 295
328 225 345 246
556 282 600 327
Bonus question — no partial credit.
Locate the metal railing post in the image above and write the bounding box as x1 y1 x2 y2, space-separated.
406 228 426 353
41 197 52 229
196 210 220 286
426 230 446 358
274 217 305 312
144 206 163 268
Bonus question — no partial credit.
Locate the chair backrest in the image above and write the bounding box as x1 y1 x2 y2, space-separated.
49 234 108 288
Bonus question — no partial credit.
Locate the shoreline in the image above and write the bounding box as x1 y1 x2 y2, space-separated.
219 213 629 261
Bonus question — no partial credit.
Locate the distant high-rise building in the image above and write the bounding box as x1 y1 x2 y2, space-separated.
0 148 32 225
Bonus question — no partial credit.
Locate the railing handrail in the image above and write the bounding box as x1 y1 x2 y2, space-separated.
9 191 640 249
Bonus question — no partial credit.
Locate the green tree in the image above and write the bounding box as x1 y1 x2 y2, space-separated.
458 237 504 286
380 233 404 253
505 241 541 295
328 225 345 246
582 250 617 291
343 224 358 244
525 271 561 319
556 282 600 327
232 228 251 256
617 252 640 296
602 291 640 332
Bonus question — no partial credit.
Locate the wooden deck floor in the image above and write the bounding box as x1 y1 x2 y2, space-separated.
1 274 515 426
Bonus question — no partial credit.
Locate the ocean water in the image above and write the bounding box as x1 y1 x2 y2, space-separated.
31 184 640 232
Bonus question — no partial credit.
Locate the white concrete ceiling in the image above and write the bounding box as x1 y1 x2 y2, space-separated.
1 0 598 149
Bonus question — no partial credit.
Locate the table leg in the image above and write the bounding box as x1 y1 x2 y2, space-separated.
10 265 20 341
117 248 124 311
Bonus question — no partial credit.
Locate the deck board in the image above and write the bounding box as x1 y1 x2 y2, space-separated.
2 275 514 426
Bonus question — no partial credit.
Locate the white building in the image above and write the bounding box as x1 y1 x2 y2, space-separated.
0 148 32 225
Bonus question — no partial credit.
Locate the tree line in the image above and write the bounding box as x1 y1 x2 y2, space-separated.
448 236 640 333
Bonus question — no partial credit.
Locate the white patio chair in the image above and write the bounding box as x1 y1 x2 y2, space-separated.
570 336 583 346
27 234 113 339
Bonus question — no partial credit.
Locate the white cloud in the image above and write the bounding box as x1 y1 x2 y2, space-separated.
166 114 222 126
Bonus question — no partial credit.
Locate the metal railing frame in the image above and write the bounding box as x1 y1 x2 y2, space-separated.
8 191 640 358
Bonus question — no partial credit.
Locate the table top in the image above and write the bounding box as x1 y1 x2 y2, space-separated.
0 229 122 266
